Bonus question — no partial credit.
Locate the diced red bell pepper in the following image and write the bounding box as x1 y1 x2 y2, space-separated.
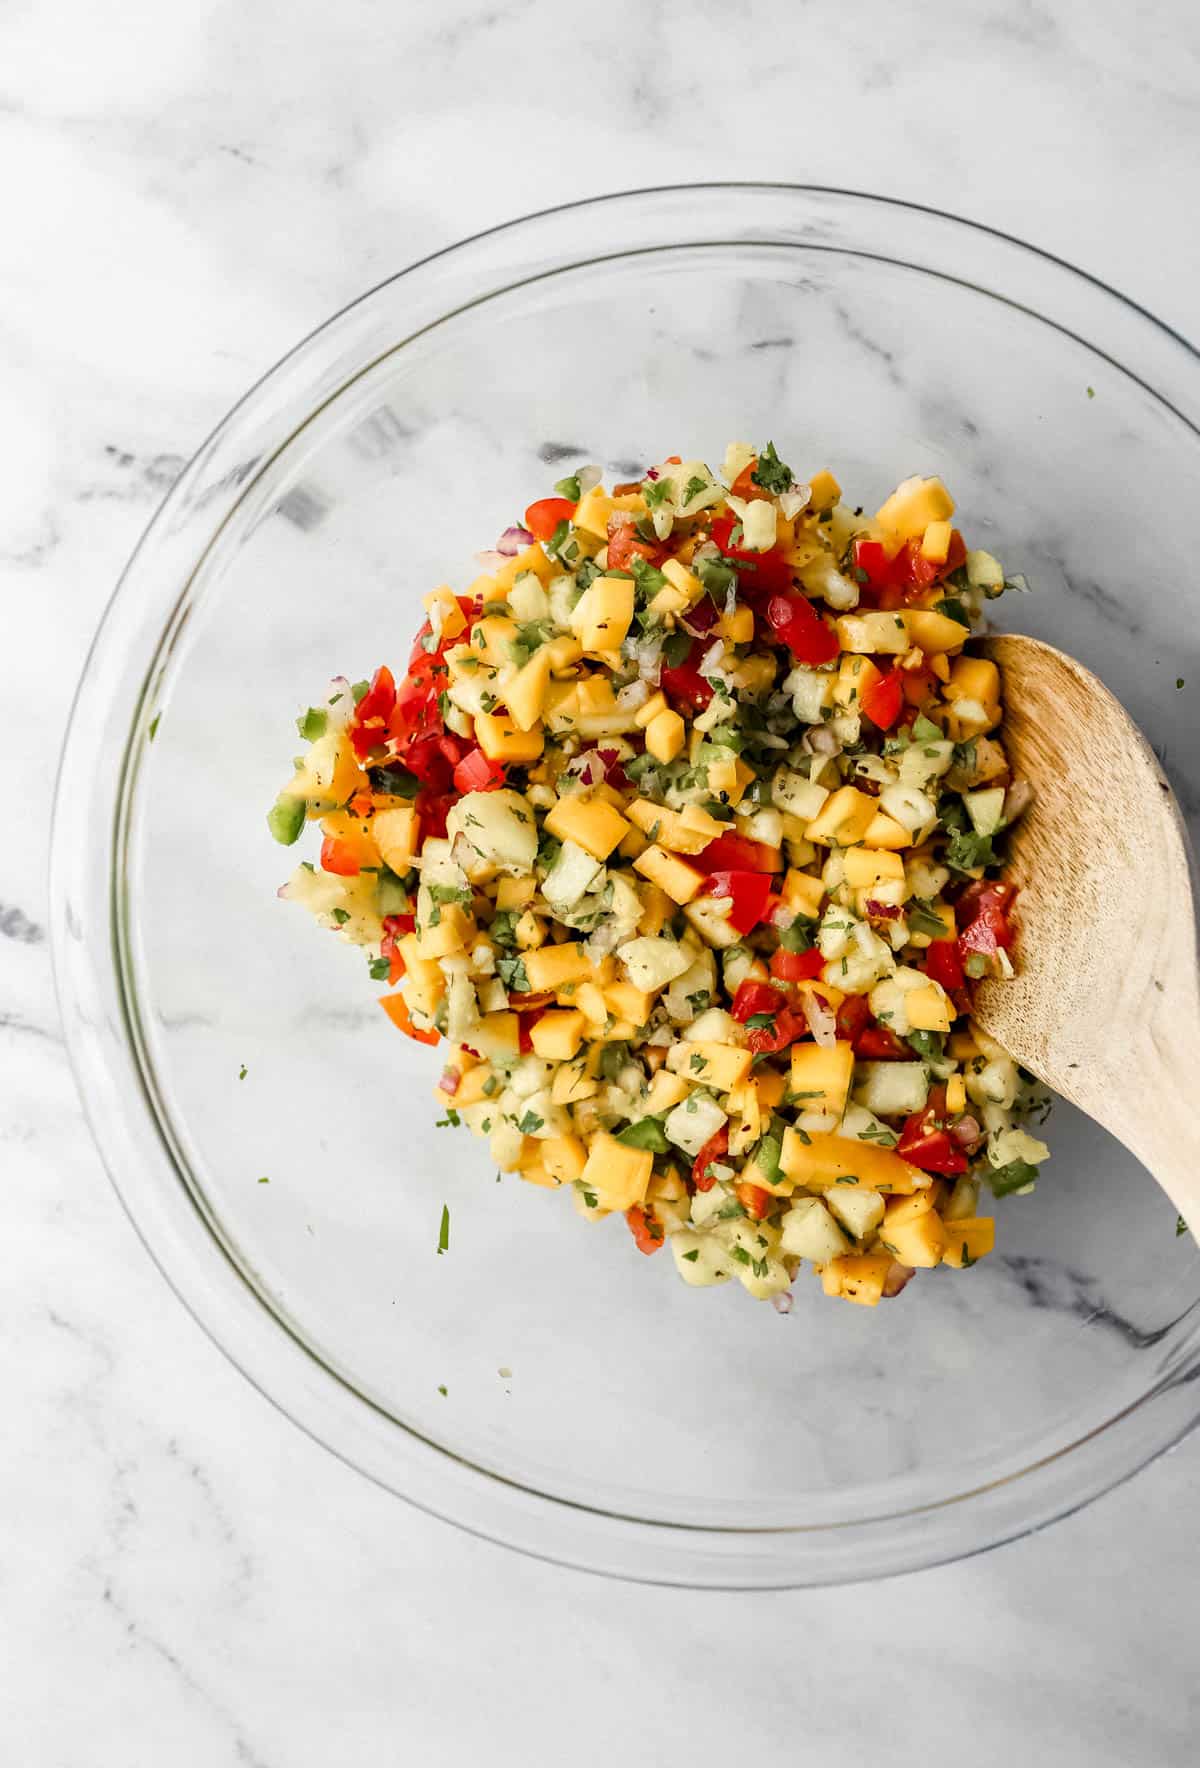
855 1025 914 1060
319 835 362 876
860 668 905 731
517 1007 546 1054
770 946 826 983
379 922 409 986
692 1126 729 1192
760 591 840 665
606 516 668 570
701 870 772 935
661 637 714 712
745 1005 805 1055
834 994 871 1044
414 787 453 841
349 664 398 758
897 1111 968 1175
625 1204 665 1254
734 1181 773 1221
925 938 965 992
453 747 506 795
853 538 897 591
524 496 576 541
707 515 795 597
699 833 782 875
957 883 1016 965
730 980 787 1022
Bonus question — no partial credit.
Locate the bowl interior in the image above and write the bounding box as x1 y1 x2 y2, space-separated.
73 195 1200 1580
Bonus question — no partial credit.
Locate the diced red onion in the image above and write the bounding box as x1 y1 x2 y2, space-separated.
681 600 719 635
497 524 533 556
802 990 837 1047
883 1262 915 1298
439 1066 461 1096
805 725 839 756
864 898 903 921
645 466 660 481
771 1290 794 1315
951 1116 983 1151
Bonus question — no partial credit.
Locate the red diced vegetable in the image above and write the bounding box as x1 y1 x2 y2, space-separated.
453 747 506 794
692 1126 729 1192
699 832 781 874
897 1111 968 1175
734 1181 773 1221
761 591 840 665
524 496 576 541
731 980 786 1022
319 835 361 876
770 946 825 982
606 516 667 571
701 869 772 935
661 638 714 712
860 668 905 730
925 939 965 991
625 1205 665 1254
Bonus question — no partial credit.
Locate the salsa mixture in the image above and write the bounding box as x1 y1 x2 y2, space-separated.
269 444 1050 1307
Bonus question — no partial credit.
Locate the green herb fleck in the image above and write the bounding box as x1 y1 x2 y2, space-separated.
750 442 793 495
437 1204 451 1255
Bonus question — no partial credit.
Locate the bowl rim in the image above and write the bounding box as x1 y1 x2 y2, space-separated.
50 182 1200 1587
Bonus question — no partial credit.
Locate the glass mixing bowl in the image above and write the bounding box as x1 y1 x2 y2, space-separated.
52 186 1200 1587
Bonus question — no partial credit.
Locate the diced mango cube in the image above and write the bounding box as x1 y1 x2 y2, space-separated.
529 1009 586 1060
492 544 555 590
863 811 912 851
645 708 685 764
634 845 704 904
665 1040 752 1093
422 585 467 643
945 1073 967 1114
634 691 669 728
939 1216 996 1267
842 846 906 890
544 794 630 861
789 1041 855 1116
504 648 554 731
372 806 420 872
881 1209 947 1268
806 785 878 847
474 713 544 763
522 941 595 992
541 1134 588 1186
708 756 756 803
830 1252 893 1306
779 1130 925 1194
754 1069 788 1109
551 1059 598 1106
717 604 754 644
806 469 841 510
875 476 955 541
573 487 615 538
836 611 912 655
920 520 953 563
604 981 655 1026
904 983 954 1033
495 875 536 911
571 576 635 653
781 869 825 919
644 1070 690 1114
946 655 1001 707
579 1131 653 1212
905 609 969 655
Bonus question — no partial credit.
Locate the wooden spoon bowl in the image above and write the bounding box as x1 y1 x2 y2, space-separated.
971 634 1200 1236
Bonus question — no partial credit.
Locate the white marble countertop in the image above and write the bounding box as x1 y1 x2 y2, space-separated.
3 1 1198 1760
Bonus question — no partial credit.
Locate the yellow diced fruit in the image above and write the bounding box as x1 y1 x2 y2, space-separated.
544 794 630 862
543 634 583 674
940 1217 996 1268
905 609 969 655
726 1083 762 1157
831 1253 893 1307
717 604 754 644
604 982 655 1026
514 910 546 949
634 691 669 728
946 655 1001 707
634 845 704 904
821 1262 844 1298
572 576 635 653
636 882 674 937
504 648 554 731
882 1210 947 1269
920 520 953 563
755 1069 788 1110
371 806 420 872
579 1131 653 1213
422 585 467 643
907 900 955 949
438 1064 490 1109
618 825 647 860
930 654 951 682
806 785 878 847
522 941 595 992
781 869 826 919
665 1040 752 1093
573 486 615 538
474 713 544 763
842 847 906 890
416 905 472 961
780 1130 925 1194
492 543 555 590
875 475 955 542
529 1009 586 1060
945 1073 967 1114
708 757 756 803
864 811 912 851
495 875 536 911
948 1029 980 1061
626 799 712 853
836 611 912 655
541 1134 588 1186
396 935 446 1016
645 1070 690 1114
883 1188 940 1228
472 1011 520 1057
518 1158 558 1189
807 469 842 510
572 981 608 1026
789 1041 855 1116
645 708 685 764
905 983 954 1033
834 653 882 709
551 1060 598 1106
469 615 519 667
656 557 705 611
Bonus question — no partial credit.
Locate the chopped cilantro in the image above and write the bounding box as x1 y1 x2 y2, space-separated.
437 1203 451 1254
681 473 709 504
368 762 420 798
750 442 793 495
497 954 530 993
933 597 970 628
516 1110 544 1135
148 713 161 742
644 476 675 509
987 1158 1040 1197
367 955 391 980
331 907 350 926
1178 1214 1189 1237
662 629 694 669
238 1064 247 1080
682 1248 700 1262
944 829 998 873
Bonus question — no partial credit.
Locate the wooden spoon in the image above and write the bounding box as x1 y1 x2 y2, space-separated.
970 633 1200 1237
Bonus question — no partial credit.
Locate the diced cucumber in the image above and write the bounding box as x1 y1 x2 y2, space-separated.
964 787 1006 837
